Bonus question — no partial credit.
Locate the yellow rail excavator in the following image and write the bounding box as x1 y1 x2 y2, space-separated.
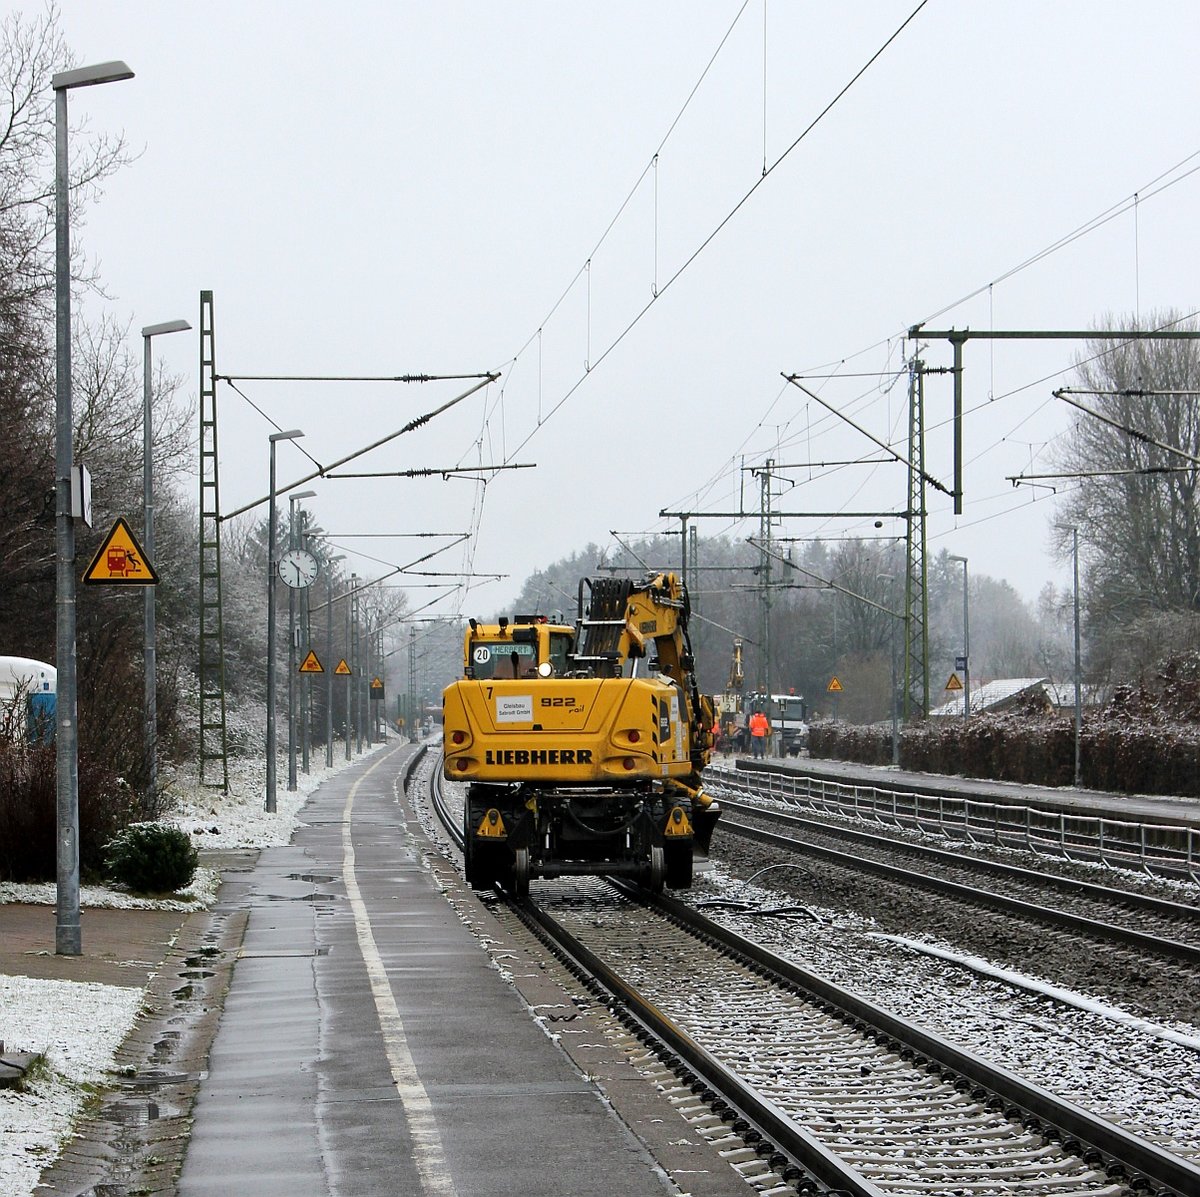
442 572 719 896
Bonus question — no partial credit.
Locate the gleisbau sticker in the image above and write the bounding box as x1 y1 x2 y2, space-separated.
496 694 534 723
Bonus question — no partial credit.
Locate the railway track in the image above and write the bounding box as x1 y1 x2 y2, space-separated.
420 760 1200 1197
724 762 1200 883
710 796 1200 968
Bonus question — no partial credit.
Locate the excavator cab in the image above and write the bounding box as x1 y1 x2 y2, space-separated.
444 577 720 894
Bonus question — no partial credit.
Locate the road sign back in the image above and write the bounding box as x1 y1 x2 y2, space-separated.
83 517 158 585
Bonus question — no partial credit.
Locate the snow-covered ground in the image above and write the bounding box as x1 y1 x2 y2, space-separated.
0 744 383 1197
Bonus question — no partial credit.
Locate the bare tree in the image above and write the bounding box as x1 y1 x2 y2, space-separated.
0 4 134 315
1054 311 1200 640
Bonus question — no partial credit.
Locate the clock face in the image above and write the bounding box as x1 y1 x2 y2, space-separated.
278 548 319 588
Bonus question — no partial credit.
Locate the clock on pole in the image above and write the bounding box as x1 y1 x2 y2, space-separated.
278 547 319 589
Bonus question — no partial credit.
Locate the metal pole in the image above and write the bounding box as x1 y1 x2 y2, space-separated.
51 61 136 955
363 617 373 748
347 574 357 758
53 84 80 957
326 569 334 768
409 626 418 743
266 430 303 811
353 588 362 753
948 554 970 718
301 540 311 775
1073 528 1082 786
962 559 970 718
890 616 900 765
143 334 154 807
287 498 298 791
266 441 279 812
140 320 189 814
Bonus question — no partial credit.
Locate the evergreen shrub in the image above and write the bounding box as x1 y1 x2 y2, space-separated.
104 822 198 894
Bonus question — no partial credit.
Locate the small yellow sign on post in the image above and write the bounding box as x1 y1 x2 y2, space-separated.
298 650 323 674
83 517 158 585
945 672 963 691
371 677 384 689
334 659 352 676
827 676 843 693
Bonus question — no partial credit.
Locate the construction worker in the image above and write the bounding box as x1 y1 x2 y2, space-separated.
748 708 769 758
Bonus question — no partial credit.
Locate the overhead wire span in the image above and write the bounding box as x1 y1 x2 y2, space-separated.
215 372 493 383
1053 390 1200 465
505 0 756 366
915 147 1200 329
220 373 498 520
498 0 932 465
1010 466 1191 485
324 463 535 481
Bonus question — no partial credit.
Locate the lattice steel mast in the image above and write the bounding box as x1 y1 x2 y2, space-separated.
198 291 229 789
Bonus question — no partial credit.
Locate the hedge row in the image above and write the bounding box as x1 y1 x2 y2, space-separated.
809 713 1200 798
0 740 135 882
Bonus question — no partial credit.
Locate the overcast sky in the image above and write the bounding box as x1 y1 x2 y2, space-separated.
37 1 1200 618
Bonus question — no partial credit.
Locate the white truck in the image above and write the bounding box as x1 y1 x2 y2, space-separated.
0 656 57 743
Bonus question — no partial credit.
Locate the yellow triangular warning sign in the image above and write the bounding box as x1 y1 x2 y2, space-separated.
83 517 158 585
827 676 843 693
299 650 323 674
371 676 384 690
945 672 963 691
334 659 352 676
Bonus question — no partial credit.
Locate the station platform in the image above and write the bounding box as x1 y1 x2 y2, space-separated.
726 752 1200 830
25 740 754 1196
169 740 677 1196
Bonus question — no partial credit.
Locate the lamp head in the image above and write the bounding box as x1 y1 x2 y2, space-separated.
142 319 191 338
52 61 134 90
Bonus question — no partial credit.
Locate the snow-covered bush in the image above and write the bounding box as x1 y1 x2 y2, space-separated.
103 822 198 894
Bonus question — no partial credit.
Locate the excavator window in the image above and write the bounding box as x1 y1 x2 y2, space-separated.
470 640 537 679
548 633 572 675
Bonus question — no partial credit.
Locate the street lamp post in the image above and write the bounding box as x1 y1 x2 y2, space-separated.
1069 527 1082 786
878 573 901 766
346 573 356 760
52 60 134 957
266 430 304 813
323 554 345 767
286 490 316 791
141 319 190 812
947 554 970 718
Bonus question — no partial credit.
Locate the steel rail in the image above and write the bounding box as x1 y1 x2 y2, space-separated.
427 768 1200 1193
717 793 1200 924
518 891 885 1197
428 763 463 850
642 885 1200 1197
729 761 1200 882
718 812 1200 967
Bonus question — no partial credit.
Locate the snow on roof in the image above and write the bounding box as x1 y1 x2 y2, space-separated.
928 677 1048 717
1043 680 1108 708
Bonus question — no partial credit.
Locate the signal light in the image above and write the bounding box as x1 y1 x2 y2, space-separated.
451 730 466 745
628 729 640 744
456 759 468 772
622 757 635 771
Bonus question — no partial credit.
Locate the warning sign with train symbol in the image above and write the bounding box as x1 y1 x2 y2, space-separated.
370 676 385 701
83 517 159 585
298 650 323 674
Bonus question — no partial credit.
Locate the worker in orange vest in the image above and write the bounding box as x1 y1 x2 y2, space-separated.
748 708 769 758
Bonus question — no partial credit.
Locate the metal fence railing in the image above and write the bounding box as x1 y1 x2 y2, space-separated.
712 766 1200 883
